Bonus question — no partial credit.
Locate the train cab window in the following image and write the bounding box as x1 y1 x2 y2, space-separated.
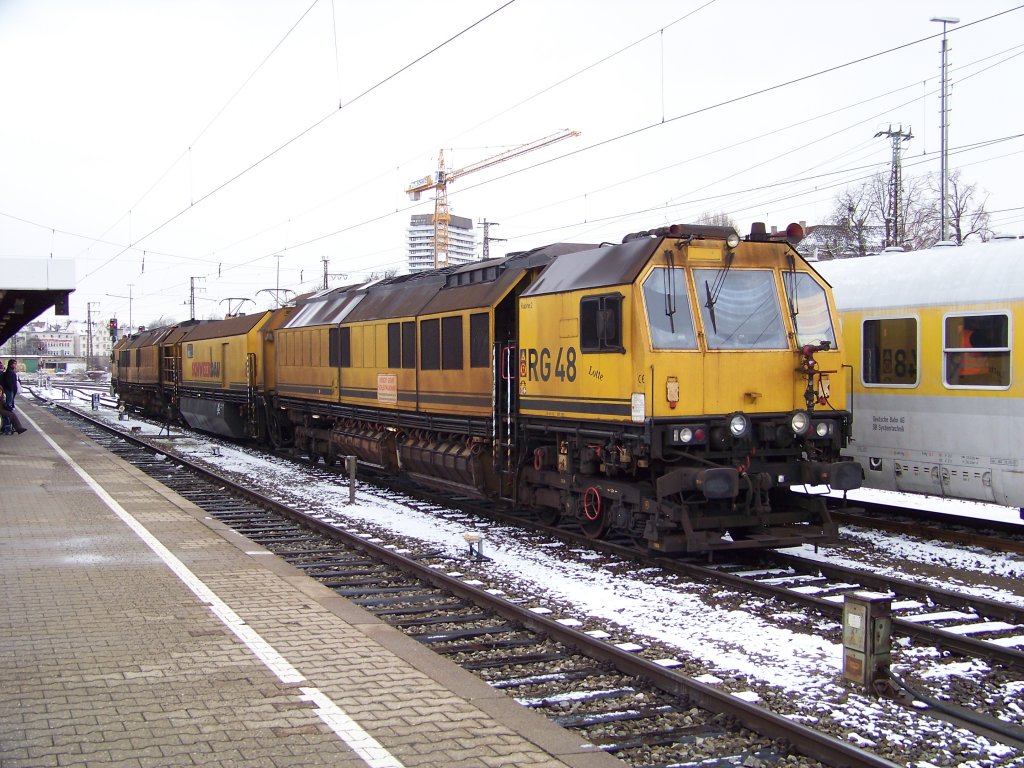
580 294 624 353
786 273 837 349
944 313 1010 388
642 268 697 350
693 269 787 350
441 315 463 370
863 318 917 386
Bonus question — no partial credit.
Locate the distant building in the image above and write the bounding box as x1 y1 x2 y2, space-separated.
407 213 477 273
0 319 113 369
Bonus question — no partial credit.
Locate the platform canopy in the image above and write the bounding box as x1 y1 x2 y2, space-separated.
0 259 76 345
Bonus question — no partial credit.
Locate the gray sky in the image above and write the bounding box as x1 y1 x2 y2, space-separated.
2 0 1021 328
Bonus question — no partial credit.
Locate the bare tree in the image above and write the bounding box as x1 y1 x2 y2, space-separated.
695 210 739 231
893 174 936 251
828 183 877 256
145 316 177 330
826 169 991 253
942 170 991 244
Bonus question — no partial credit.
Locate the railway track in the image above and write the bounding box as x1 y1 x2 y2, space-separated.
829 503 1024 555
49 402 905 768
392 483 1024 672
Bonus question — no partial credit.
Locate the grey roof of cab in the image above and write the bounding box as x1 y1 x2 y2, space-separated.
521 238 660 296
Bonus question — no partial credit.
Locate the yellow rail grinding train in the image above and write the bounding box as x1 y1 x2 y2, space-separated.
113 222 862 553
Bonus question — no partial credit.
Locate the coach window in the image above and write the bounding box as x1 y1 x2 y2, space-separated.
944 313 1010 388
401 321 416 369
862 318 917 386
339 327 352 368
387 323 401 368
642 268 697 349
420 318 440 370
441 315 463 370
580 294 624 353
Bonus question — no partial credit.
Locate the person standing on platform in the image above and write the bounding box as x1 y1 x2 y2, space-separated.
0 383 26 434
1 359 19 435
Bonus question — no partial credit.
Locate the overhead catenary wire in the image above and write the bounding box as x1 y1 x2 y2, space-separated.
81 0 519 281
15 3 1024 314
81 0 324 260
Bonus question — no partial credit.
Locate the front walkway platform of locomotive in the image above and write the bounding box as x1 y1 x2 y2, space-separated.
0 399 616 768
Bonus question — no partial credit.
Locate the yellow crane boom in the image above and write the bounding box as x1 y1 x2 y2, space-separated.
406 129 580 268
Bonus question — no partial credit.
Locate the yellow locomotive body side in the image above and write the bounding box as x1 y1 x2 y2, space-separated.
518 237 850 423
404 308 493 418
516 225 859 551
335 319 417 413
276 325 336 401
175 310 293 440
180 313 271 393
115 324 192 414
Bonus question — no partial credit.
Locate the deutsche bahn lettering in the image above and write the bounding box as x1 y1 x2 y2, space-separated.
192 361 221 378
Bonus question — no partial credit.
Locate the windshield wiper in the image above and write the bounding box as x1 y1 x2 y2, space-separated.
703 252 733 337
784 253 800 340
704 280 718 335
663 250 677 333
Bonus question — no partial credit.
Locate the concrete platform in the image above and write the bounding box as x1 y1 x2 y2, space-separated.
0 399 622 768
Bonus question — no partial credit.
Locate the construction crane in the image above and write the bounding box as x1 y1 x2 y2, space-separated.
406 129 580 268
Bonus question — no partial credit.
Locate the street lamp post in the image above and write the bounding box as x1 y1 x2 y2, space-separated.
931 16 959 242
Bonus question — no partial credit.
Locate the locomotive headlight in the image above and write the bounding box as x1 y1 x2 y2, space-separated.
728 413 750 438
814 421 833 438
789 411 810 436
726 232 740 249
678 427 694 443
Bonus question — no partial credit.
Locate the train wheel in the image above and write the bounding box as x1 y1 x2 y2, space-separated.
580 487 608 539
536 506 561 527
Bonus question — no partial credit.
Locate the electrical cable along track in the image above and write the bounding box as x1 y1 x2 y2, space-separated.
52 403 902 768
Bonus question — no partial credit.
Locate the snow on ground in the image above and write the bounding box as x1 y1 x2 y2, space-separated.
784 531 1024 607
42 389 1024 766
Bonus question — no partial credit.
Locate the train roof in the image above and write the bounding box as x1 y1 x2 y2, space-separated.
282 244 597 328
120 319 205 349
814 238 1024 311
521 238 660 297
179 312 272 342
